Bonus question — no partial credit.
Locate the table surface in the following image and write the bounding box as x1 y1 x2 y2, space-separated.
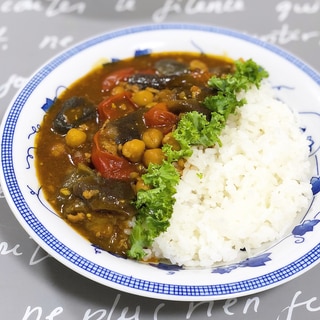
1 1 320 319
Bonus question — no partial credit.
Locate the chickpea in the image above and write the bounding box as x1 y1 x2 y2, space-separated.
162 133 181 151
129 171 140 179
189 59 208 72
135 178 150 192
142 128 164 149
122 139 145 162
65 128 87 148
142 148 165 167
111 85 125 95
132 90 154 107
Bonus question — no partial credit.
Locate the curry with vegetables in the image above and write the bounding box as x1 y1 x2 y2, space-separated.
35 52 268 259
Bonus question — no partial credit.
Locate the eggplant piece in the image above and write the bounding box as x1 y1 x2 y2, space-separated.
127 73 200 91
100 108 147 145
60 165 137 216
154 59 188 76
52 97 97 135
210 64 235 77
73 175 136 216
127 74 171 90
126 59 188 89
166 99 212 119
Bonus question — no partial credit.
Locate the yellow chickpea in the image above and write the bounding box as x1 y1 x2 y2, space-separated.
189 59 208 72
122 139 145 162
135 178 150 192
111 85 125 95
65 128 87 148
142 148 165 167
132 90 154 107
162 133 181 151
142 128 164 149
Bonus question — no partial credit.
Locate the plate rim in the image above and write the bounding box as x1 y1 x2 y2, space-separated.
1 23 320 301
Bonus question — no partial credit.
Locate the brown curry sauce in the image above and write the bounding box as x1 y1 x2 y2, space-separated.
35 52 234 256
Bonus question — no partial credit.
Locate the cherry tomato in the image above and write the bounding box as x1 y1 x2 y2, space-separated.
102 67 135 91
91 131 136 180
143 103 178 134
98 92 138 123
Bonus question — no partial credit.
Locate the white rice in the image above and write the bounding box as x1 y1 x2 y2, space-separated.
151 82 312 267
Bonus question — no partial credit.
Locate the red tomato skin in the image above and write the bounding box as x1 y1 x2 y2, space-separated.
102 67 135 91
143 103 178 133
91 132 135 180
98 92 137 123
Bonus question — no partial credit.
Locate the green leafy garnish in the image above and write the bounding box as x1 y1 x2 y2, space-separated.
127 58 269 260
204 59 269 117
127 161 180 259
164 111 226 163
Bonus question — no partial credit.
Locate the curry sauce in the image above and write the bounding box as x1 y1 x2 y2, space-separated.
35 52 234 256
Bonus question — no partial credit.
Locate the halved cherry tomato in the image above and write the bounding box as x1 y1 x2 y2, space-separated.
143 103 178 134
102 67 135 91
98 92 138 123
91 131 136 180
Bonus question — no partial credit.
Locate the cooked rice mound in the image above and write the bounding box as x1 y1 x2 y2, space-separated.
151 83 312 267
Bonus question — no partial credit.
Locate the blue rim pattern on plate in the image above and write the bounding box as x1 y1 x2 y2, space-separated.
1 23 320 299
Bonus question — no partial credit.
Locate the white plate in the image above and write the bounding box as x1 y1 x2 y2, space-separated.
1 24 320 301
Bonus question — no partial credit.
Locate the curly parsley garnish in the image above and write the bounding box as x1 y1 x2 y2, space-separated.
127 59 269 260
128 162 180 259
